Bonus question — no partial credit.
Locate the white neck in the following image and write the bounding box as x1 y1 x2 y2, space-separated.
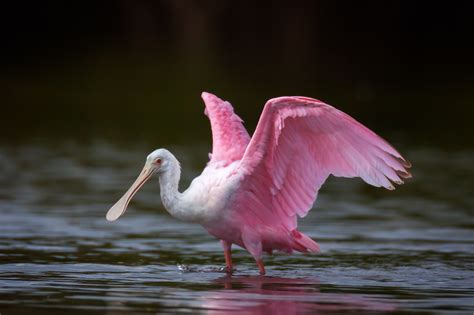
156 151 223 223
158 158 182 214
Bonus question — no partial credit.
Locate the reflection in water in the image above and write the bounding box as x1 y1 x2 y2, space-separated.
202 276 395 314
0 142 473 314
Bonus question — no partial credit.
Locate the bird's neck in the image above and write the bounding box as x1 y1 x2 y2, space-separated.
158 160 182 212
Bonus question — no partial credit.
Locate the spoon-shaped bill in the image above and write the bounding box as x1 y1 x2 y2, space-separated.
106 163 155 222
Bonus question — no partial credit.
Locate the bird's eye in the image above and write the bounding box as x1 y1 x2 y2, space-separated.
156 158 162 164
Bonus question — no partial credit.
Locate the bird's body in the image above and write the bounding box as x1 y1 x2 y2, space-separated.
106 92 411 275
165 159 241 223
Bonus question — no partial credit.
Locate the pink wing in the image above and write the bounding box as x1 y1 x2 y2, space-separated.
202 92 251 166
233 96 412 231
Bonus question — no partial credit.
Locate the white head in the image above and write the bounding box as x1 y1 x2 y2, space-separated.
106 148 177 222
146 148 176 174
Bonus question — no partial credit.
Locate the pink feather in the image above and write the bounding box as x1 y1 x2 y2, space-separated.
202 92 251 166
204 94 411 259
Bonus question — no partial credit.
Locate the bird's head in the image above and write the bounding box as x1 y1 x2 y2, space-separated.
105 148 175 222
145 148 176 174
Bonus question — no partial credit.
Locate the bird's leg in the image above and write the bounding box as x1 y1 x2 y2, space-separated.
256 259 266 275
221 240 233 273
224 250 233 273
241 228 265 275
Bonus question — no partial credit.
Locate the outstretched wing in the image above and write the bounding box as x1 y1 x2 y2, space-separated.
233 96 411 231
202 92 251 166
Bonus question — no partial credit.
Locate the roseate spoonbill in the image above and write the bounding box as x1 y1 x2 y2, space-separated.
106 92 411 275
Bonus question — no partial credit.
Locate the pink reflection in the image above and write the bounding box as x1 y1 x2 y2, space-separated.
201 276 395 314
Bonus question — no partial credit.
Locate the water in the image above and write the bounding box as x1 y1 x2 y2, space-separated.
0 140 473 314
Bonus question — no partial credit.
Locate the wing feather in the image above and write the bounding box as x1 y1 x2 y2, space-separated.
202 92 251 166
230 96 411 230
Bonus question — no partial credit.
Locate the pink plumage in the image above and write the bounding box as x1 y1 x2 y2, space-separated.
106 92 411 275
201 93 410 273
202 92 250 165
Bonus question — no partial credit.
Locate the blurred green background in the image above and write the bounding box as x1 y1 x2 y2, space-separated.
1 1 472 147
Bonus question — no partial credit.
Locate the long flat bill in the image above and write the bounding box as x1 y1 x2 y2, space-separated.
106 163 154 222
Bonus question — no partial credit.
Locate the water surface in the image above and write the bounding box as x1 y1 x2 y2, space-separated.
0 141 473 314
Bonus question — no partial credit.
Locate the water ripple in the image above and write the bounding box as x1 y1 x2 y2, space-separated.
0 142 472 314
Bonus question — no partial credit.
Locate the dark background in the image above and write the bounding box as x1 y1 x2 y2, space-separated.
1 1 472 147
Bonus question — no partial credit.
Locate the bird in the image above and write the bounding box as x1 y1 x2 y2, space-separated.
106 92 411 275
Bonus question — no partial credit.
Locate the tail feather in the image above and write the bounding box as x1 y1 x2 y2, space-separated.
291 230 320 253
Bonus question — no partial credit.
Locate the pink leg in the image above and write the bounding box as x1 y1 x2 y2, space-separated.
221 240 233 273
256 259 266 275
241 229 265 275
